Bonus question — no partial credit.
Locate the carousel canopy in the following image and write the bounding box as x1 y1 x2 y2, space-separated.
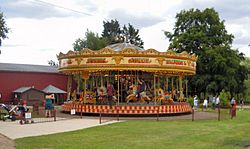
57 43 198 76
105 43 144 51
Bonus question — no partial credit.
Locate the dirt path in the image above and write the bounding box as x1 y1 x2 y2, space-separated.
0 134 15 149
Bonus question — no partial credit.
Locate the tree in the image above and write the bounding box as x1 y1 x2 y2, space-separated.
164 8 248 96
0 11 9 47
73 30 108 51
48 60 58 67
122 24 144 48
242 57 250 101
102 19 144 48
102 19 122 44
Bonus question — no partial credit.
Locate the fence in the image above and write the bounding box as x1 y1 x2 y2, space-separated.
97 106 235 124
2 105 235 125
18 105 70 124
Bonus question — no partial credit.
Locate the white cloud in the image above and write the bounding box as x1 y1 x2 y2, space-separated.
1 0 250 65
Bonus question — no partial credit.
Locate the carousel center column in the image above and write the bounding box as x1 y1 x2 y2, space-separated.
81 71 90 104
179 76 184 101
67 75 73 100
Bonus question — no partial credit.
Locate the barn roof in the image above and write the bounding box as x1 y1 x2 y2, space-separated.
13 87 45 93
43 85 66 94
0 63 58 73
12 87 31 93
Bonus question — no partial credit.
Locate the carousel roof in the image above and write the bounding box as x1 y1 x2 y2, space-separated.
105 43 144 51
57 45 198 76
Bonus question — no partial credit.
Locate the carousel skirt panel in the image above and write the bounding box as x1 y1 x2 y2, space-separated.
62 102 192 115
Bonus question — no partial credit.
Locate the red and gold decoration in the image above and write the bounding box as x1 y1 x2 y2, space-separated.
58 43 198 115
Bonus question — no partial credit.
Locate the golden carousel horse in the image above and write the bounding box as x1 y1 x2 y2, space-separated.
156 88 165 104
81 91 96 104
156 88 174 105
126 84 151 104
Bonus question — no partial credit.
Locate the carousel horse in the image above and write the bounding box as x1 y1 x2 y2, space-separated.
155 88 174 105
71 90 77 101
97 86 107 104
126 84 151 104
164 93 174 104
156 88 165 104
83 91 96 104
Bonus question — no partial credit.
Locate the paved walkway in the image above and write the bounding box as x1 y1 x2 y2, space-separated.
0 118 118 139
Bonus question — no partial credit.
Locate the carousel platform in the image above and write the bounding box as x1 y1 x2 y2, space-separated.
62 102 192 115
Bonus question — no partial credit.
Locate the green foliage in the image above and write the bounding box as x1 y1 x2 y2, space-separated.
48 60 58 67
102 19 122 44
219 89 231 107
73 30 108 51
242 57 250 101
0 12 9 46
16 109 250 149
73 20 144 51
122 24 144 48
187 96 194 107
165 8 248 96
102 19 144 48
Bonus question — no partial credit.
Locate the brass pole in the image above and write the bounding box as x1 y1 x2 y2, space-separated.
166 77 168 92
171 77 174 93
101 74 103 87
77 74 80 94
67 75 72 100
154 74 156 105
179 76 183 101
84 79 87 104
186 78 188 98
118 71 120 105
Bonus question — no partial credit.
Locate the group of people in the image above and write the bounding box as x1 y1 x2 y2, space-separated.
193 95 245 111
193 95 220 109
230 97 244 111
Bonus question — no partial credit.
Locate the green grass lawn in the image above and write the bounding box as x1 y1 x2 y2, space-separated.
15 109 250 149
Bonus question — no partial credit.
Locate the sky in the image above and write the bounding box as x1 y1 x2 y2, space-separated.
0 0 250 65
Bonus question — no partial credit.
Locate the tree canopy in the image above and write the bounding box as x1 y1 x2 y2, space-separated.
73 30 108 51
164 8 248 96
73 19 144 51
102 20 144 48
0 11 9 47
48 60 58 67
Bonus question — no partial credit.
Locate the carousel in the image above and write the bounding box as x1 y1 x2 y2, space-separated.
57 43 197 115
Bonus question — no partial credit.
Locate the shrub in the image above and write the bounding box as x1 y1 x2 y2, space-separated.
219 89 231 107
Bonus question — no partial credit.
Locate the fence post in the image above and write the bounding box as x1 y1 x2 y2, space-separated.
218 105 220 121
116 106 119 121
99 110 102 124
54 110 56 121
80 103 83 119
157 106 159 121
230 107 233 119
192 108 194 121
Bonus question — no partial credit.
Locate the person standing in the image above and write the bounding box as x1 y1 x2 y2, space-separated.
216 96 220 108
45 93 54 117
203 98 208 109
212 96 216 110
107 82 115 108
193 95 198 109
239 98 244 111
231 97 235 108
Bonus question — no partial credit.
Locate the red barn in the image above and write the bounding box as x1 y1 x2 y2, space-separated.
0 63 68 104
